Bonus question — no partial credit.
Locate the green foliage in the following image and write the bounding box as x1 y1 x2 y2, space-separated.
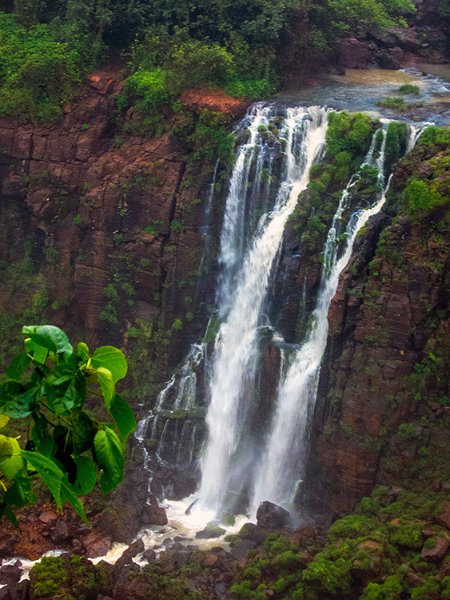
397 84 420 95
280 0 415 73
0 325 135 523
377 96 423 112
377 97 406 110
329 514 379 539
361 575 403 599
0 12 82 122
30 554 112 600
127 35 234 99
389 521 423 549
30 556 68 597
187 110 235 163
327 112 375 165
167 40 233 92
410 580 441 600
225 77 275 99
385 121 408 170
324 0 415 31
403 177 447 215
301 554 351 596
125 69 171 111
170 219 184 234
4 0 417 125
418 126 450 149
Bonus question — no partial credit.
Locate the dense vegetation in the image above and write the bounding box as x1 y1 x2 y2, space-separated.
228 485 450 599
0 0 415 122
0 325 135 523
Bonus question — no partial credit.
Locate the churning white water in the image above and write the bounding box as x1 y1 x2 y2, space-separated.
197 106 328 516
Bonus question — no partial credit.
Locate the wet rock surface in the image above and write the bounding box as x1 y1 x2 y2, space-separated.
196 525 227 539
304 140 450 517
256 501 291 529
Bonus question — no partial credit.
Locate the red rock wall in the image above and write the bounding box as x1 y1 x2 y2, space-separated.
0 70 223 386
304 158 450 517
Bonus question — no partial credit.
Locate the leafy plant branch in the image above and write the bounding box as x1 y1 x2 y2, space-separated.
0 325 136 524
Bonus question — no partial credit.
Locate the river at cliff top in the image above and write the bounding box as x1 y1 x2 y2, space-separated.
276 67 450 125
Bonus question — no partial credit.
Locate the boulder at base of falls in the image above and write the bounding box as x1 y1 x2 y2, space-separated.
256 501 291 529
0 561 22 586
196 524 226 539
140 495 168 526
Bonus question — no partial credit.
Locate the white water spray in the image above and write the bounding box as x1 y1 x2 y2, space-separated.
198 106 328 516
251 128 390 511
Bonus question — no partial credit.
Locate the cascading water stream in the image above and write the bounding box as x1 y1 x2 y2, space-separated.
250 127 390 512
134 101 424 535
197 106 329 517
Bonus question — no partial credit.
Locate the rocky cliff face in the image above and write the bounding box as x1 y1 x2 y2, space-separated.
0 69 252 547
0 69 246 399
336 0 449 70
304 139 450 517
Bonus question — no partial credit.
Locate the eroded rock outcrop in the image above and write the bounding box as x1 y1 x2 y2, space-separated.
304 140 450 516
337 0 449 69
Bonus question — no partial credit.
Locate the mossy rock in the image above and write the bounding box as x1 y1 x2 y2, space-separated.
30 555 112 600
196 523 226 539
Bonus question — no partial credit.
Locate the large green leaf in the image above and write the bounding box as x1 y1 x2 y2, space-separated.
92 346 128 383
110 394 136 441
77 342 90 362
93 428 124 494
24 336 49 364
2 470 36 510
22 325 73 358
0 470 36 526
0 503 19 527
22 450 63 508
0 381 34 418
0 415 9 429
96 367 115 409
21 452 88 522
0 435 24 480
60 474 88 523
45 371 86 414
72 456 97 495
6 352 30 379
72 411 95 455
30 411 56 457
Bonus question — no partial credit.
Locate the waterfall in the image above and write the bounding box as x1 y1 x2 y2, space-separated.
137 102 423 527
197 106 329 516
135 343 206 473
250 127 390 512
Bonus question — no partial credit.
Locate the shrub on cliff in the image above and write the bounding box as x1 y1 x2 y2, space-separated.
326 112 375 167
402 131 450 217
0 12 82 122
404 177 448 215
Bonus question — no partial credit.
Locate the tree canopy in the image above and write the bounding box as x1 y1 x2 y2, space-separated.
0 0 417 121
